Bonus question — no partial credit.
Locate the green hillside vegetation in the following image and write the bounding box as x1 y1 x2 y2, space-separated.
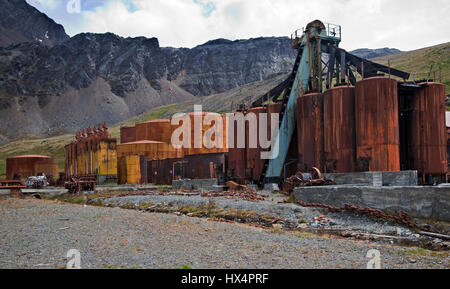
372 42 450 95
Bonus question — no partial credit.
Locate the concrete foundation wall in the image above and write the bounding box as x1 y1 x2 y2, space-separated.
323 171 418 187
172 179 219 191
293 185 450 221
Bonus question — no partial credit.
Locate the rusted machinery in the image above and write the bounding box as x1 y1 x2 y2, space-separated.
0 180 26 194
65 122 117 185
282 168 336 193
64 176 97 194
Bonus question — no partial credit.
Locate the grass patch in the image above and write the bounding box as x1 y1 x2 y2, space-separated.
297 232 317 239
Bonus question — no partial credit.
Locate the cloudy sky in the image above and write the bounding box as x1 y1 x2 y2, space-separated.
26 0 449 51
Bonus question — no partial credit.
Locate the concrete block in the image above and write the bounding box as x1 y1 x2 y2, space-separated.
293 185 450 221
264 183 280 191
323 171 418 187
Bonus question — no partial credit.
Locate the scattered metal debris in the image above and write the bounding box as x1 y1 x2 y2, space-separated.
26 175 48 189
282 168 336 192
0 180 26 194
64 176 97 194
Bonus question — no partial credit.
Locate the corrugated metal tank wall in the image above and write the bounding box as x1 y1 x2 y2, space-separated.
136 120 172 143
323 86 356 173
120 125 137 144
245 107 267 182
296 93 324 172
227 111 247 183
408 82 447 177
6 155 56 179
355 77 400 172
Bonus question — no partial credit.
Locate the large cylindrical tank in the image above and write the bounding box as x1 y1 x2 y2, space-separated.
117 140 184 160
227 111 247 183
136 119 172 143
184 112 228 156
6 155 55 179
245 107 267 182
296 93 324 172
323 86 356 173
355 77 400 172
408 82 447 176
120 125 136 144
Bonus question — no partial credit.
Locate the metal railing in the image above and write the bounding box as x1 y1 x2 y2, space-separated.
290 22 341 40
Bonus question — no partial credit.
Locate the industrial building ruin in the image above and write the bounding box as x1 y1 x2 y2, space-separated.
56 20 447 191
64 123 117 185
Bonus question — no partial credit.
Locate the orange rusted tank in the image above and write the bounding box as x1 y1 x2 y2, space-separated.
120 125 136 144
323 86 356 173
296 93 324 172
182 112 228 156
136 119 172 143
408 82 447 177
6 155 57 179
117 140 184 160
355 77 400 172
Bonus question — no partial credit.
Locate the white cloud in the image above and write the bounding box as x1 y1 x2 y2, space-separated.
36 0 450 51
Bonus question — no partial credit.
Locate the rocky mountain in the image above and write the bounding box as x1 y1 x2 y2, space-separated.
350 48 402 59
0 0 69 47
0 1 295 145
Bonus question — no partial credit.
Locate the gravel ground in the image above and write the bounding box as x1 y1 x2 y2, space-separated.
99 194 417 236
0 198 448 269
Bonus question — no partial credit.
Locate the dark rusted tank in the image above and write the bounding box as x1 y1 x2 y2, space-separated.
120 125 136 144
323 86 356 173
6 155 56 179
408 82 447 177
296 93 324 172
227 111 247 183
355 77 400 172
148 158 183 185
245 107 267 182
148 153 227 185
184 153 227 180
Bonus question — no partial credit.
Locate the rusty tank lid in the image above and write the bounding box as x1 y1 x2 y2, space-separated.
7 155 52 159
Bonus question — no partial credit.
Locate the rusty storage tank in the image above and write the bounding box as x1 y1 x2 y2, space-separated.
136 119 172 143
296 93 324 172
408 82 447 178
117 140 184 160
245 107 267 182
6 155 57 179
120 125 136 144
227 110 247 183
183 112 228 156
355 77 400 172
323 86 356 173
